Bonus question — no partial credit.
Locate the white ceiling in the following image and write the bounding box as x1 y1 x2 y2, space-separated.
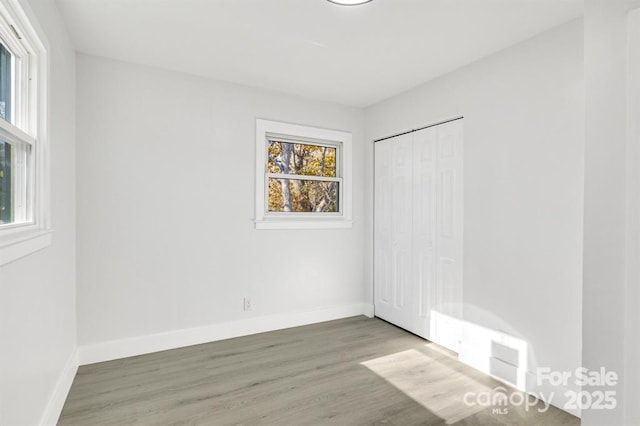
56 0 582 107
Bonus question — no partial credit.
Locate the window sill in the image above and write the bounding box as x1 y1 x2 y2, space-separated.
254 219 353 230
0 227 52 266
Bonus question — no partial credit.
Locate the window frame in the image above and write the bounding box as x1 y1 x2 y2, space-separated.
0 0 50 266
255 119 352 230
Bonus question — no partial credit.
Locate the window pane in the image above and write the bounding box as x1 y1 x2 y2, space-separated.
0 139 12 223
268 141 336 177
268 178 339 212
0 43 11 122
0 138 30 225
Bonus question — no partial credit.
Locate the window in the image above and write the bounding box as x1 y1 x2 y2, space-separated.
0 0 49 266
255 119 352 229
267 140 339 213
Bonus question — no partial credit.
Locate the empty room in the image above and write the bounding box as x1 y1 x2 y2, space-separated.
1 0 639 425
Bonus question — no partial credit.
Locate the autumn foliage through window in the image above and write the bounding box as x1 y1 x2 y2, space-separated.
267 140 340 213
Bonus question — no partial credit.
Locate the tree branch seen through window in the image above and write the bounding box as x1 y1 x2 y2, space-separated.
267 140 339 213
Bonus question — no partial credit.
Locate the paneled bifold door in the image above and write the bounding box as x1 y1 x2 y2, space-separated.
374 119 463 352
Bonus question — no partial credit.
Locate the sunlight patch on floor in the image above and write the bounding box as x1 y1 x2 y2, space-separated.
361 348 495 425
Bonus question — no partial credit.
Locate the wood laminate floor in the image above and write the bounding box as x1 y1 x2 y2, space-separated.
59 316 580 425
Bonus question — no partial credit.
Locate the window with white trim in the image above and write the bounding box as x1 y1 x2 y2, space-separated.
255 119 352 230
0 0 49 266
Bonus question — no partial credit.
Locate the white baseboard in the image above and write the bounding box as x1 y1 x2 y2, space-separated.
79 303 369 366
40 348 79 426
363 303 374 318
524 371 581 418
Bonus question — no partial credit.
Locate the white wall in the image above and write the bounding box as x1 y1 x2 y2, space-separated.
583 1 640 424
76 55 365 360
626 8 640 424
0 0 76 424
365 20 584 400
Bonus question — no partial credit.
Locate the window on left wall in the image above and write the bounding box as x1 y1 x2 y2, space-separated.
0 0 50 266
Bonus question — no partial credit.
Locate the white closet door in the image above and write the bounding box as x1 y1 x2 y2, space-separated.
374 119 463 350
374 133 414 332
431 119 464 351
412 127 438 338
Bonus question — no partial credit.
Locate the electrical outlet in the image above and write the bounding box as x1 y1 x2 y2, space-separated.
243 298 253 311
